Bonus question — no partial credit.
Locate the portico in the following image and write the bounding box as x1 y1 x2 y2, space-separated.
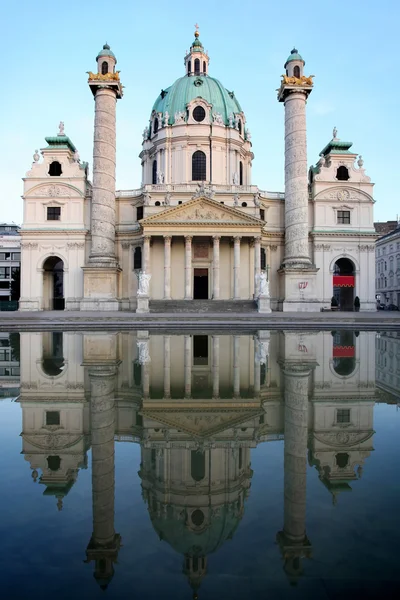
137 197 266 301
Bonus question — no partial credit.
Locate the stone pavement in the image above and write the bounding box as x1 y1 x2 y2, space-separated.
0 310 399 332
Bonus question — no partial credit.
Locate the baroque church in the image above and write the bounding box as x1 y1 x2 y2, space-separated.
19 29 377 312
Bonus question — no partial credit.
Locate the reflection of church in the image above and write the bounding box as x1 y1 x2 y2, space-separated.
17 329 376 592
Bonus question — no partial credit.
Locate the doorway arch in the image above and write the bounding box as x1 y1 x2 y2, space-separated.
43 256 65 310
333 258 355 311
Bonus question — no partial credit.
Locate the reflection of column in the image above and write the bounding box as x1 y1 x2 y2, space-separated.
86 364 120 590
253 336 260 396
277 361 313 583
143 235 151 274
254 236 261 298
137 332 150 399
184 335 192 398
163 236 172 299
233 236 241 300
233 335 240 397
163 335 171 398
212 235 221 300
184 236 193 300
212 335 220 398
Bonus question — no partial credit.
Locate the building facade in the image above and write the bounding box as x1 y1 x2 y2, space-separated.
0 223 20 304
375 223 400 308
19 31 377 312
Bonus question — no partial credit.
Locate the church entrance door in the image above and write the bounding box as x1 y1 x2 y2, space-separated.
43 256 65 310
193 268 208 299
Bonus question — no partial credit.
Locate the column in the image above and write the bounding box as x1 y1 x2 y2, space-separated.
89 88 119 267
212 335 220 398
184 335 192 398
277 360 313 582
184 236 192 300
163 335 171 398
143 236 151 274
282 91 312 268
213 235 221 300
254 236 261 298
85 363 121 587
163 236 172 300
233 335 240 397
253 336 260 397
233 236 241 300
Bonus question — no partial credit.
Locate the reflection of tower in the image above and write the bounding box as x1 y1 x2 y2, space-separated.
277 357 315 583
84 336 121 590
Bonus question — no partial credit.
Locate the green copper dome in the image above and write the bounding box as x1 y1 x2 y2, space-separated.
285 48 304 66
96 43 116 62
151 75 243 125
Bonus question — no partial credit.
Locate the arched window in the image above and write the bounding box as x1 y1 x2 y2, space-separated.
49 161 62 176
203 60 206 74
239 448 243 469
194 58 200 74
192 150 206 181
336 453 349 469
238 120 242 134
134 246 142 270
153 117 159 134
152 160 157 184
336 166 350 181
101 61 108 75
188 60 191 75
241 202 247 207
239 161 243 185
293 65 300 78
191 450 205 481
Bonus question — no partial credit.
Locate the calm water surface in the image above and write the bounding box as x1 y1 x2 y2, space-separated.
0 330 399 599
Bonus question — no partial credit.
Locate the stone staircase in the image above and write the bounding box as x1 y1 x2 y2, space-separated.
150 300 257 313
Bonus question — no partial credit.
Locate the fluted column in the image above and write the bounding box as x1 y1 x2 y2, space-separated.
282 92 312 268
86 363 120 586
212 335 220 398
143 236 151 274
163 236 172 300
213 235 221 300
254 236 261 298
233 236 241 300
233 335 240 397
184 335 192 398
163 335 171 398
89 88 119 266
184 236 193 300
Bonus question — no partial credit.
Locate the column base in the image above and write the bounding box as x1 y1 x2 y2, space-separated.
136 295 150 313
258 294 272 313
279 266 320 312
19 298 40 311
80 266 121 312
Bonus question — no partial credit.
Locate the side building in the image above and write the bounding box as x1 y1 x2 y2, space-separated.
375 222 400 308
0 223 21 307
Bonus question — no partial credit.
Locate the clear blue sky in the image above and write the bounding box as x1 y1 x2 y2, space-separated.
1 0 399 224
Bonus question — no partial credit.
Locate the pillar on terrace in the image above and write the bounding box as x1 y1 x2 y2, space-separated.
143 236 151 274
184 236 193 300
81 44 123 311
212 235 221 300
233 236 241 300
163 236 172 300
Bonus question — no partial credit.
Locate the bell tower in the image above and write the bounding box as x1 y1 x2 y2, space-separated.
81 44 123 311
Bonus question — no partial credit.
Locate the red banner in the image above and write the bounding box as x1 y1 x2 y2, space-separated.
333 275 355 287
333 346 355 358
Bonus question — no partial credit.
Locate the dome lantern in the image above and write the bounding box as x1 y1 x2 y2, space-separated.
284 47 305 78
184 25 210 77
96 42 117 76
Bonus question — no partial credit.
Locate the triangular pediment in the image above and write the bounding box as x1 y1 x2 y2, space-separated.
141 197 264 227
141 408 263 438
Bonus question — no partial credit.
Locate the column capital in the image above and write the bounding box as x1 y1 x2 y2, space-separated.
163 235 172 243
213 235 221 242
254 236 262 244
233 235 242 242
185 235 193 243
143 235 151 242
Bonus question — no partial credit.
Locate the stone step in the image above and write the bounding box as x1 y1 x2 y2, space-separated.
150 300 257 313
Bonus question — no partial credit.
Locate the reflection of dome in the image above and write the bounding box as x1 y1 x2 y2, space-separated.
149 502 242 557
151 76 243 126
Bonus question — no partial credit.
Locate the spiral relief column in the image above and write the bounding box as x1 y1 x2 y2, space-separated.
81 44 123 311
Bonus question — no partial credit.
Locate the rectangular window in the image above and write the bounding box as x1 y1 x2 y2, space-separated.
46 411 60 426
337 210 350 224
0 253 11 261
336 409 351 424
0 281 9 289
11 253 21 261
0 267 10 279
260 209 265 221
47 207 61 221
193 335 208 366
0 349 10 361
136 206 144 221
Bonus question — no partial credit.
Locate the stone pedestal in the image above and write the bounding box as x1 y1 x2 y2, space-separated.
80 267 121 311
257 294 271 313
136 295 150 313
279 267 319 312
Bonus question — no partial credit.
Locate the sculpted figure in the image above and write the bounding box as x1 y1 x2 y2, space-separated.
163 111 169 127
137 340 151 364
164 191 171 206
33 149 40 163
233 193 240 206
138 271 151 296
156 171 164 184
143 126 149 141
228 113 234 127
74 150 80 162
174 111 185 124
58 121 65 135
333 126 338 139
258 271 269 296
233 172 239 185
253 193 260 207
245 129 252 141
257 339 270 365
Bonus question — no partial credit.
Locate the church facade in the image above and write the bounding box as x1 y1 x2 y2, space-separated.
19 30 377 312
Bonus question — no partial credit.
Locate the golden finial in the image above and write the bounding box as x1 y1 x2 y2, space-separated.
194 23 200 38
